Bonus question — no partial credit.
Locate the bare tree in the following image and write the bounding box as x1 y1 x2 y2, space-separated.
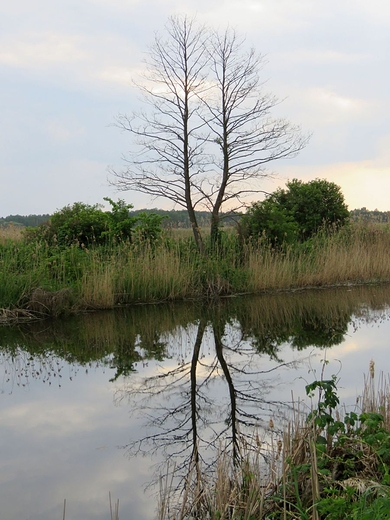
111 17 309 253
111 15 209 254
205 29 309 247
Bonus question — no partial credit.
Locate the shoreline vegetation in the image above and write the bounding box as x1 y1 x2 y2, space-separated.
159 361 390 519
1 221 390 322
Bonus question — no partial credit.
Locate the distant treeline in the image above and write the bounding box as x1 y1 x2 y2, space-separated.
349 208 390 223
0 214 50 227
129 209 240 228
2 207 390 229
0 209 239 228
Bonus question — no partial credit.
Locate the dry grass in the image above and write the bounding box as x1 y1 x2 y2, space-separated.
27 287 73 317
0 224 24 243
361 360 390 429
247 224 390 291
75 243 200 310
80 256 117 309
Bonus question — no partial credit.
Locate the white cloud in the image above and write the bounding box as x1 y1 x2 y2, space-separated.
0 32 89 69
307 88 373 122
96 66 137 88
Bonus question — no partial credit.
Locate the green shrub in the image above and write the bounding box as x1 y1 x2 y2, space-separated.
242 178 350 245
23 198 166 249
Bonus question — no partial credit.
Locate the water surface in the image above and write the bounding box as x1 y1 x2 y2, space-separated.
1 285 390 519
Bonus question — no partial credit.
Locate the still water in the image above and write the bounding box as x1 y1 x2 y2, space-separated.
1 285 390 519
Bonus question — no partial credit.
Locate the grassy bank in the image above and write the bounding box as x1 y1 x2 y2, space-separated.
1 222 390 316
159 362 390 519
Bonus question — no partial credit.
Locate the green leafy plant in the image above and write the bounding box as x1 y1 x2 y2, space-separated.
300 367 390 519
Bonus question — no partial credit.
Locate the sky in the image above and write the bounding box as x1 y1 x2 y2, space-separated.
1 0 389 217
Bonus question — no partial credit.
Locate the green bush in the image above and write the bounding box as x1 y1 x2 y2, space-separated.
23 198 165 249
242 178 350 245
24 202 113 247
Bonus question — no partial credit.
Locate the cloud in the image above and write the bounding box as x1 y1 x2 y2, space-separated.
306 88 374 123
96 65 138 88
0 32 89 69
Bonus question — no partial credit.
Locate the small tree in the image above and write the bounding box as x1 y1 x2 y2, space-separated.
242 179 349 245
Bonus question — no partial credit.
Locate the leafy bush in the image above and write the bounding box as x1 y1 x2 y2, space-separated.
242 178 350 245
132 211 166 244
24 198 165 249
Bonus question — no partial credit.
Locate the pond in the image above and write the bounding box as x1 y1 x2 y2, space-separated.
1 285 390 519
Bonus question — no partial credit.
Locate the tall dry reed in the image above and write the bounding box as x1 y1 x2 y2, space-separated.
247 223 390 291
0 224 24 244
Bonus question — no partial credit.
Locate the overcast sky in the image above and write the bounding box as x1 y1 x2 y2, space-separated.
1 0 389 217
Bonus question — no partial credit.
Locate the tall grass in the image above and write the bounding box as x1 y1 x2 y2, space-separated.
1 222 390 315
247 223 390 291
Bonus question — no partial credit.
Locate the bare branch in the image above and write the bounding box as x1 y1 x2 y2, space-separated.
110 18 309 251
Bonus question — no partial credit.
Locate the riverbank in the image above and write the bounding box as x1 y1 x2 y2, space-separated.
1 222 390 320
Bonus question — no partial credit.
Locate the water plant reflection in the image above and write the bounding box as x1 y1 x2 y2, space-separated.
1 285 390 391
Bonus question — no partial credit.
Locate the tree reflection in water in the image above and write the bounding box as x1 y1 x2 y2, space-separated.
2 285 390 513
111 286 390 509
116 312 299 461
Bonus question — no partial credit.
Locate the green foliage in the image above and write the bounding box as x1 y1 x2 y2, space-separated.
102 197 136 242
242 178 349 245
23 198 166 249
299 371 390 519
25 202 112 247
242 198 299 246
50 202 111 246
132 211 166 244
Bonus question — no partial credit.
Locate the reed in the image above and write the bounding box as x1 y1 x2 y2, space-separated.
247 223 390 291
1 222 390 316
